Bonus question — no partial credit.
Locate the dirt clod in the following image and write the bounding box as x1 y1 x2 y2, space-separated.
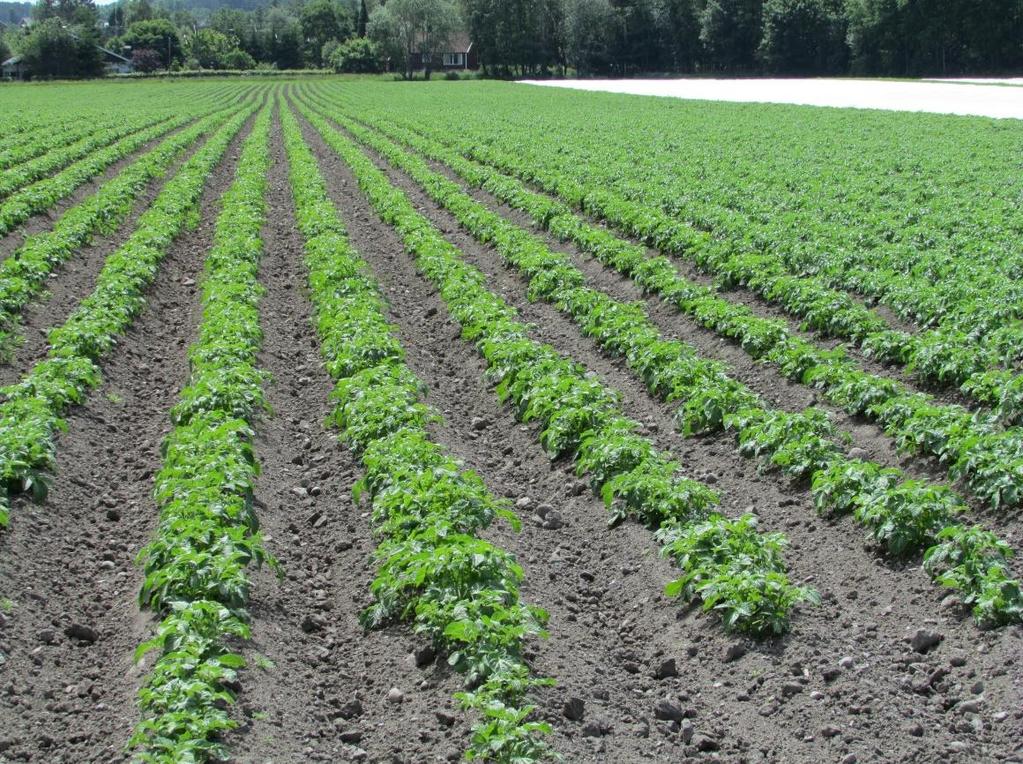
563 696 585 721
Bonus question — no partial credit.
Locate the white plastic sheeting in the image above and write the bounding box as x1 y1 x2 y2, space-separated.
517 78 1023 120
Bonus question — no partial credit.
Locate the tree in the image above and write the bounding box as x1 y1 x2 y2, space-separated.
758 0 846 73
368 0 460 79
367 4 402 70
184 27 234 68
106 3 125 37
222 46 255 69
264 7 304 68
124 0 155 26
357 0 369 36
129 45 162 71
844 0 906 74
169 10 197 33
657 0 702 71
462 0 562 76
699 0 762 70
210 8 261 60
330 34 380 70
300 0 352 66
0 32 10 63
121 18 181 68
564 0 614 74
607 0 664 74
32 0 96 24
20 16 104 77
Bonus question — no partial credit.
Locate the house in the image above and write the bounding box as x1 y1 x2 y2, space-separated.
0 44 133 81
97 45 133 75
409 34 478 72
1 55 28 80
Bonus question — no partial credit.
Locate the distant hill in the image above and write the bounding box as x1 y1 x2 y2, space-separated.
156 0 271 12
0 1 31 25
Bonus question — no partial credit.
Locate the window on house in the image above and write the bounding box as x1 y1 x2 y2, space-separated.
443 53 464 67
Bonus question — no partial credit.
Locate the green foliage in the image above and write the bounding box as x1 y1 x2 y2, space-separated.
462 0 562 76
130 601 249 762
120 18 182 68
658 514 820 636
300 0 352 66
0 100 256 532
19 16 104 78
368 0 461 79
0 108 233 352
758 0 847 74
222 47 256 70
924 526 1023 627
730 407 840 479
810 458 899 517
337 86 1023 516
853 481 962 558
329 36 380 73
0 111 201 236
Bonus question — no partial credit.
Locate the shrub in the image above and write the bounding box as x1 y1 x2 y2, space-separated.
330 37 380 73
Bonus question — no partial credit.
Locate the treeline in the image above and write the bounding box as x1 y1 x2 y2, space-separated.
1 0 1020 79
468 0 1023 77
1 0 395 77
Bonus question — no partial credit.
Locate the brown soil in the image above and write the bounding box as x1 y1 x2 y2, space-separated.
0 113 255 763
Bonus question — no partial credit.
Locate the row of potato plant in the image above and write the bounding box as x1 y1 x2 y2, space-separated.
337 93 1023 421
0 111 201 236
533 120 1023 363
129 103 274 763
295 96 817 640
281 101 553 762
351 85 1023 365
0 106 237 353
345 110 1023 514
311 97 1023 629
0 116 132 172
0 83 243 150
0 82 249 152
0 101 258 530
0 113 179 201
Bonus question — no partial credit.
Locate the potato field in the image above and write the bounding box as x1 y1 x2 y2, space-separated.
0 79 1020 764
